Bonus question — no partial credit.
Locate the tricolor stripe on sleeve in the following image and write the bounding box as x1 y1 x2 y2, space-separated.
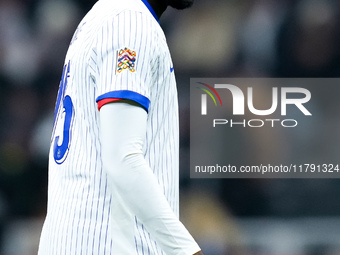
97 98 123 111
96 90 150 112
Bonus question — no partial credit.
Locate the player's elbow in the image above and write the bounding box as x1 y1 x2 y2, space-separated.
104 150 147 195
102 137 146 182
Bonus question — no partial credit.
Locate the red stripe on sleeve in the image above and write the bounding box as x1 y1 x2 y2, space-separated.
97 98 123 111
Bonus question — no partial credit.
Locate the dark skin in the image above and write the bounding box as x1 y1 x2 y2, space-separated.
147 0 194 18
146 1 204 255
147 0 168 18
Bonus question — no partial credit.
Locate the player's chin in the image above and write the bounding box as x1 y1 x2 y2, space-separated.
168 0 194 10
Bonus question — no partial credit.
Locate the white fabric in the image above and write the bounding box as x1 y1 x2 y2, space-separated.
100 101 201 255
38 0 197 253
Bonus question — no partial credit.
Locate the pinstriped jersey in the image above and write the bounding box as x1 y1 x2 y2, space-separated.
38 0 179 254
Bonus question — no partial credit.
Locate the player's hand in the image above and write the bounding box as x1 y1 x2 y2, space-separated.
193 251 204 255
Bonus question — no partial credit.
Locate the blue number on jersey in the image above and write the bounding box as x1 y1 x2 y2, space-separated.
53 61 74 164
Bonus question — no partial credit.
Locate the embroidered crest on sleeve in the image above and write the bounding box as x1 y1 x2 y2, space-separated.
116 47 136 73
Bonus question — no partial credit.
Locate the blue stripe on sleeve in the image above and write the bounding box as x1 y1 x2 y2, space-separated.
96 90 150 112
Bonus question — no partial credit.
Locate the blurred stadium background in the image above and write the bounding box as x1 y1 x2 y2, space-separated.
1 0 340 254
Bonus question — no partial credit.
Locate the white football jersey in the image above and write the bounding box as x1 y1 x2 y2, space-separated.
38 0 179 254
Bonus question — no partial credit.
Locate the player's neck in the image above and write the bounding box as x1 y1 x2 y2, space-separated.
147 0 168 19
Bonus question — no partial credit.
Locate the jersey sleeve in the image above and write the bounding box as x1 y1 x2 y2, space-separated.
94 10 156 112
